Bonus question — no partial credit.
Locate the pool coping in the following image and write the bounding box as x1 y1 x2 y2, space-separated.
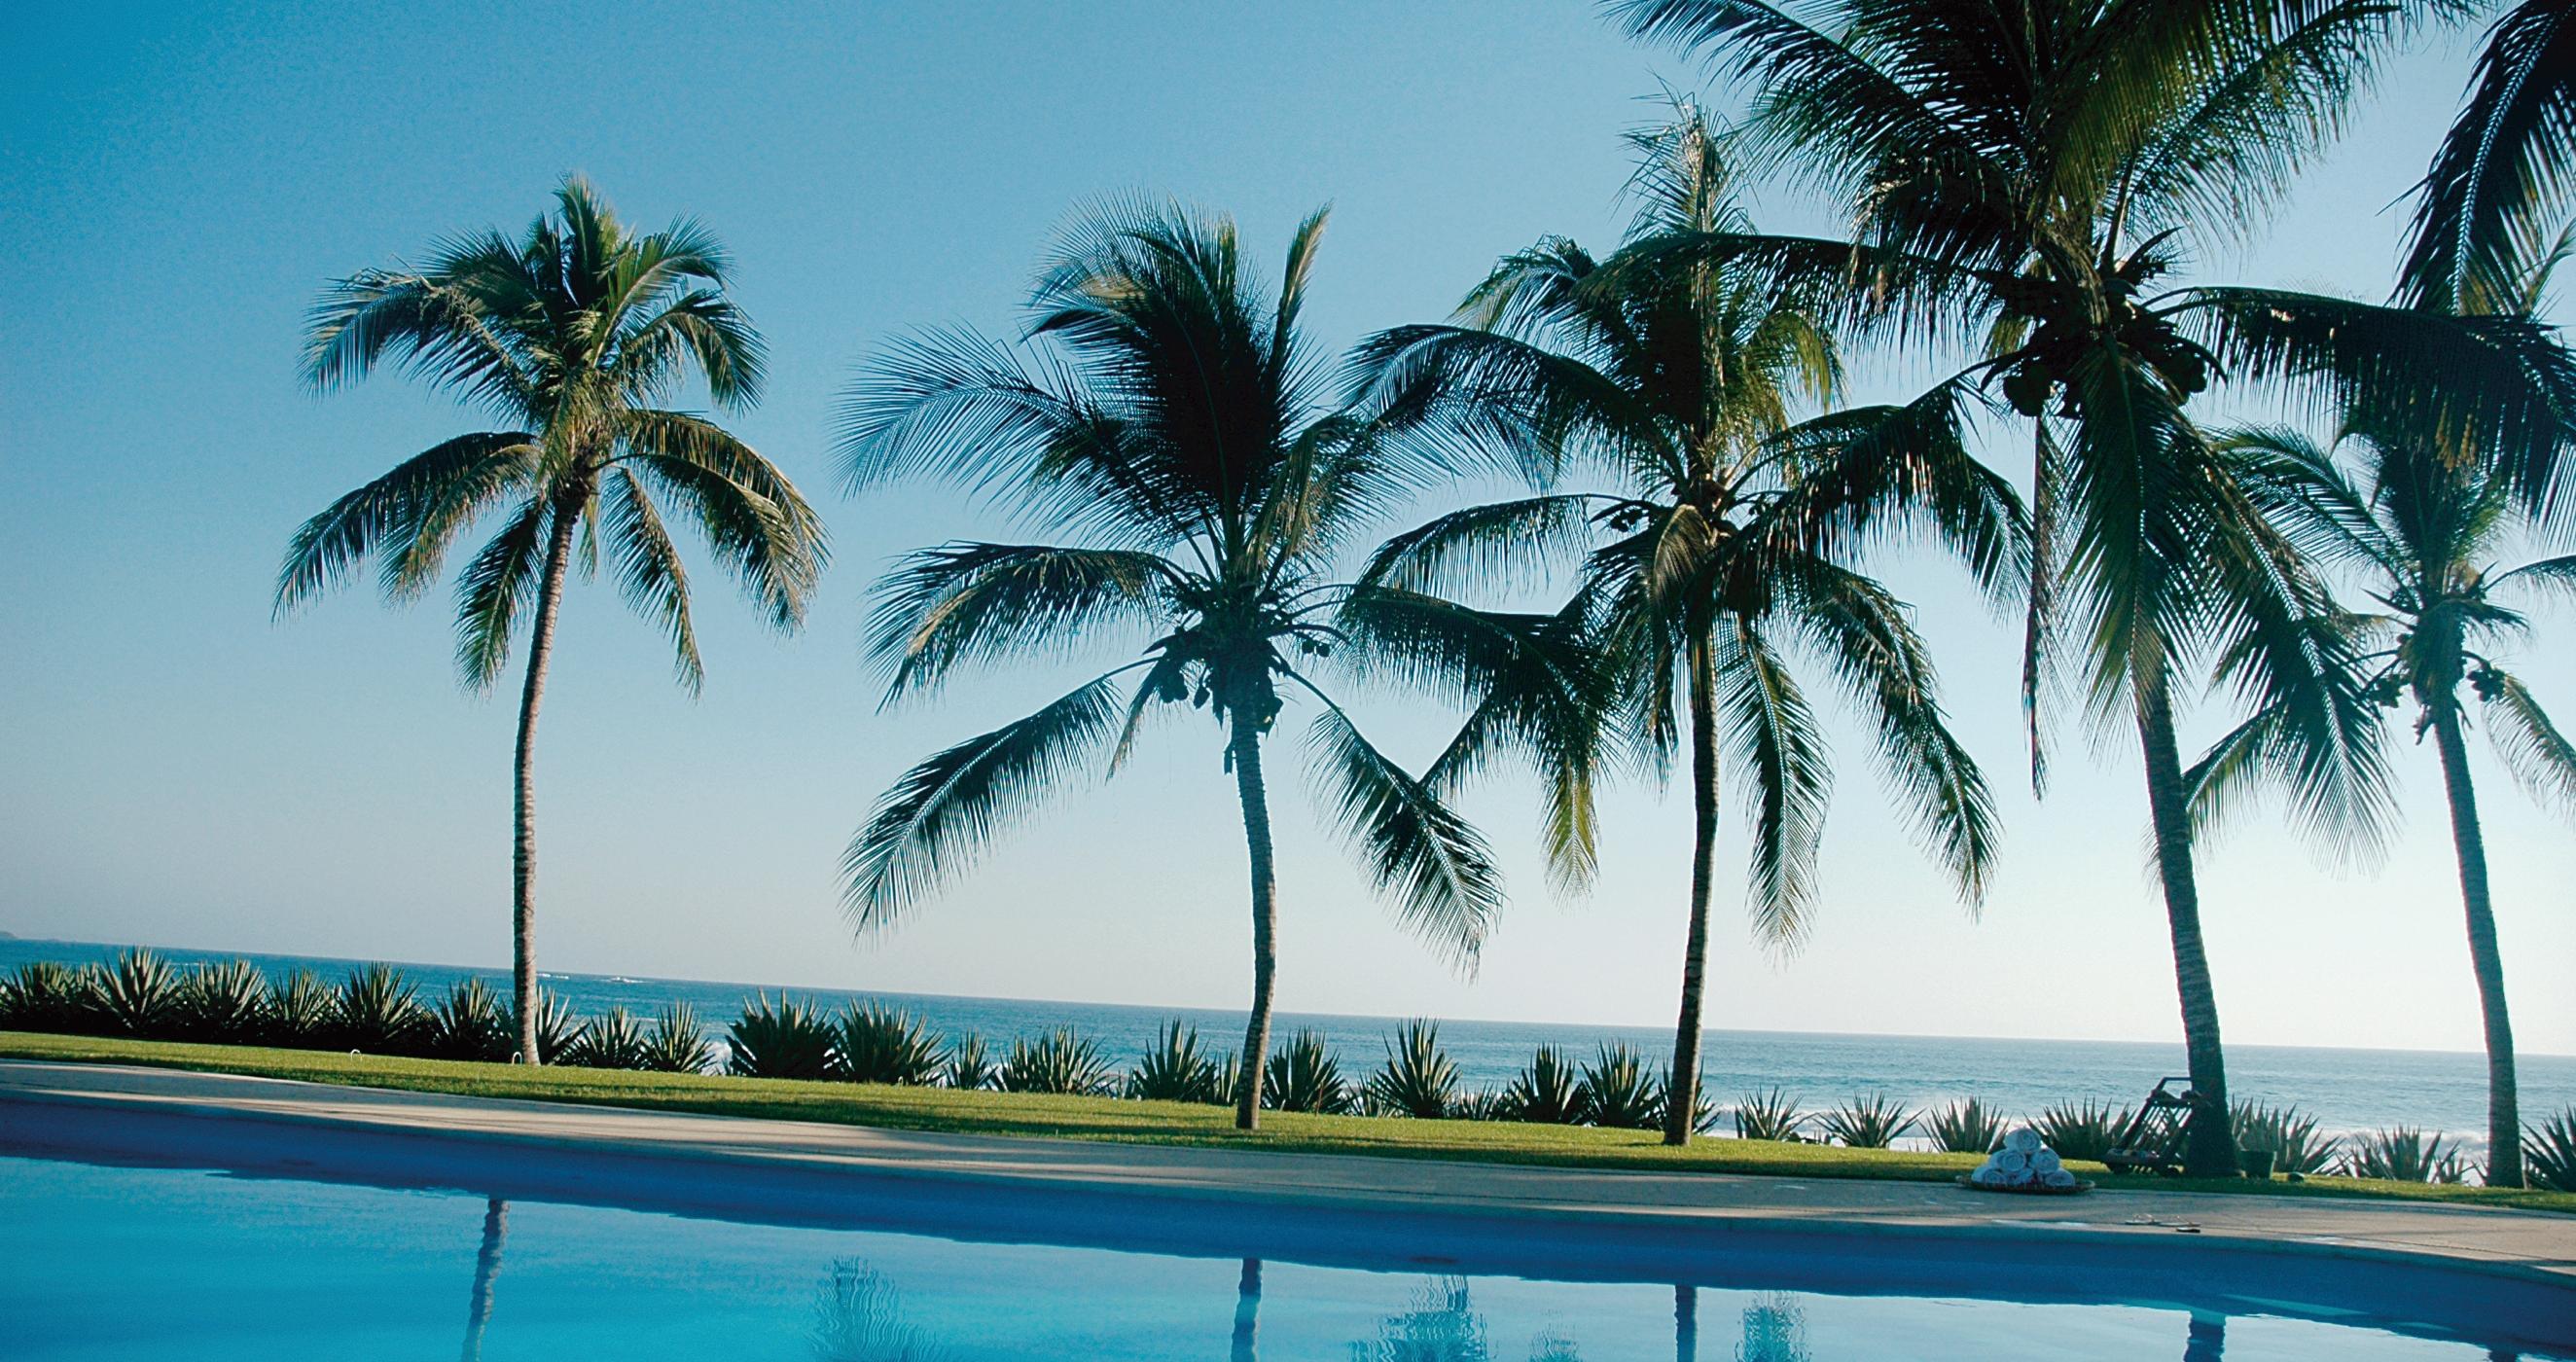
6 1058 2573 1290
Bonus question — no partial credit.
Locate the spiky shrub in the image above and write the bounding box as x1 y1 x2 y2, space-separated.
1819 1093 1917 1149
2232 1100 2338 1175
332 963 429 1054
265 969 336 1048
1501 1045 1583 1124
1576 1043 1660 1130
170 959 270 1044
1263 1029 1354 1114
1450 1088 1510 1122
1210 1052 1241 1109
999 1027 1116 1096
86 949 183 1038
1924 1097 2005 1155
639 1002 717 1074
1126 1020 1222 1103
2522 1109 2576 1193
2036 1098 2133 1164
2339 1128 2463 1183
728 995 837 1080
0 961 97 1033
1365 1020 1462 1119
943 1030 995 1091
1661 1067 1721 1135
838 1003 945 1086
512 989 586 1064
1733 1087 1807 1142
559 1006 649 1069
425 978 514 1061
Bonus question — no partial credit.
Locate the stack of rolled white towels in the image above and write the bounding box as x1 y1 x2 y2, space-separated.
1971 1127 2080 1189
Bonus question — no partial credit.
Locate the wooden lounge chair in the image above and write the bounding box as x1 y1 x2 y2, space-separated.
2103 1076 2205 1174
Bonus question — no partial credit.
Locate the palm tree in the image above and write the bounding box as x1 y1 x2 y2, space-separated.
2197 420 2576 1186
1612 0 2576 1173
836 200 1595 1130
1355 110 2018 1145
279 179 827 1064
2399 0 2576 318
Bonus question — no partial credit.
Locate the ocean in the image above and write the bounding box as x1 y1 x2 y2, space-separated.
6 936 2565 1159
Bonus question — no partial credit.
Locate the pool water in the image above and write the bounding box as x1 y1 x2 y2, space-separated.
2 1154 2564 1361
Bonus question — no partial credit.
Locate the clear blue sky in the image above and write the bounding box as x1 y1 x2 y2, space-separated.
3 2 2567 1054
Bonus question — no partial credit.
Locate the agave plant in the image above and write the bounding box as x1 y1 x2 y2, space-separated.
560 1006 650 1070
1576 1043 1661 1130
1260 1030 1354 1115
266 969 336 1048
1818 1093 1917 1149
175 959 271 1044
512 989 587 1065
1732 1087 1807 1143
2232 1101 2339 1176
1365 1021 1462 1120
87 949 184 1038
1126 1020 1224 1103
1924 1097 2005 1156
942 1030 995 1092
332 964 430 1054
838 1003 946 1087
2524 1108 2576 1194
1501 1046 1584 1125
2037 1099 2136 1165
0 961 98 1034
1210 1052 1242 1110
639 1002 717 1075
1661 1067 1722 1135
998 1027 1117 1096
729 994 838 1080
2340 1128 2465 1183
426 978 515 1062
1450 1089 1511 1122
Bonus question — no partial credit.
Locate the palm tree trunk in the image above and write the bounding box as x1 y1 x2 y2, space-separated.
1232 715 1280 1131
1664 620 1722 1147
2430 701 2521 1187
511 509 580 1065
2132 661 2236 1177
460 1197 507 1362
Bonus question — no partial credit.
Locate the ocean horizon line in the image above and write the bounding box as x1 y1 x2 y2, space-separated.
7 933 2556 1063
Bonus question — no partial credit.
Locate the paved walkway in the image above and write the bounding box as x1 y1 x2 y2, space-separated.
5 1059 2571 1284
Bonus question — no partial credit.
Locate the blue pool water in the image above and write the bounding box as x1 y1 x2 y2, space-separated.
0 1133 2567 1359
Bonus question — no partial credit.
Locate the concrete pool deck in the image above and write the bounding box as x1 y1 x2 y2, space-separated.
5 1057 2572 1288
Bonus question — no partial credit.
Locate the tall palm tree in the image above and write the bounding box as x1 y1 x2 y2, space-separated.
2197 420 2576 1185
1613 0 2576 1173
1356 111 2019 1145
2399 0 2576 318
837 200 1595 1130
279 179 827 1063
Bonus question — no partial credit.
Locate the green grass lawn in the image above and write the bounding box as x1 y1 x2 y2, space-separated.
6 1029 2569 1213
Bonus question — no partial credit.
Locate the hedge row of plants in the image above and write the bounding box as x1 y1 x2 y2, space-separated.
8 951 2572 1189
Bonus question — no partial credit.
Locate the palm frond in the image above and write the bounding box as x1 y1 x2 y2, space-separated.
451 499 556 691
2173 288 2576 530
1775 558 1999 905
2398 0 2576 313
1712 618 1829 947
841 667 1138 930
867 543 1174 701
2486 672 2576 813
621 410 826 628
1295 680 1501 970
274 432 537 613
598 467 701 692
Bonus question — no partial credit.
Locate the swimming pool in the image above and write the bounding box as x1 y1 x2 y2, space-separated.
3 1100 2569 1359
